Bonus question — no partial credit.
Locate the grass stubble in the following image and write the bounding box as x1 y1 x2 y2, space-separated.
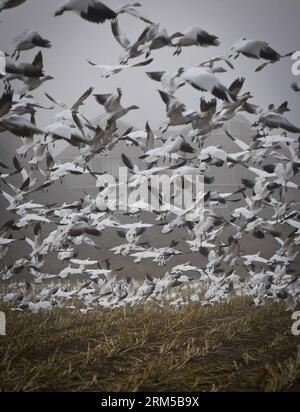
0 297 300 392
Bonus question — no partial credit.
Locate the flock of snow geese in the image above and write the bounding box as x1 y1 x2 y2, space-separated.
0 0 300 313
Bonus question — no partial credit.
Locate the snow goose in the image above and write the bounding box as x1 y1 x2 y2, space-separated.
137 23 182 58
146 69 185 94
172 26 220 56
0 114 43 138
199 55 234 70
169 163 214 186
111 19 150 63
218 77 253 121
131 246 182 266
178 67 235 101
116 222 152 244
78 120 117 163
256 113 300 134
19 75 54 96
11 30 51 60
12 95 53 124
136 276 155 298
94 88 139 121
67 220 101 237
25 223 43 257
87 57 153 78
230 38 294 71
55 0 117 22
267 101 290 115
0 0 26 12
45 86 94 138
199 144 245 169
54 1 151 24
158 89 199 131
120 121 159 150
45 86 93 115
291 82 300 93
190 97 221 139
44 122 87 147
121 153 170 187
5 51 44 79
47 163 87 186
140 134 195 162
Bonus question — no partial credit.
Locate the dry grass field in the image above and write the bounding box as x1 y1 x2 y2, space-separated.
0 297 300 392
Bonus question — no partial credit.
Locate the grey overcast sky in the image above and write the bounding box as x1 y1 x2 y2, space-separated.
0 0 299 129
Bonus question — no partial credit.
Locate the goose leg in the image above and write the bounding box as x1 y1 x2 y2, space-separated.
173 45 180 56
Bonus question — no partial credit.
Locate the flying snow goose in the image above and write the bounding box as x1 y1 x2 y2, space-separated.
0 0 26 12
178 67 235 101
5 51 44 79
190 97 221 138
146 69 185 94
54 1 151 24
197 145 242 167
199 55 234 70
87 57 153 78
0 114 43 137
54 0 117 22
137 23 183 58
241 252 269 266
230 38 294 71
94 88 139 121
44 122 87 147
25 223 43 257
19 75 54 96
131 246 182 266
218 78 253 121
121 153 170 187
68 221 101 237
16 213 52 228
256 113 300 134
11 30 51 59
168 163 215 186
172 26 220 56
12 95 53 123
111 19 150 63
116 222 152 244
291 82 300 93
158 90 199 131
48 162 86 181
111 18 138 60
140 134 195 162
45 86 94 137
45 86 93 114
120 121 158 150
267 101 290 115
